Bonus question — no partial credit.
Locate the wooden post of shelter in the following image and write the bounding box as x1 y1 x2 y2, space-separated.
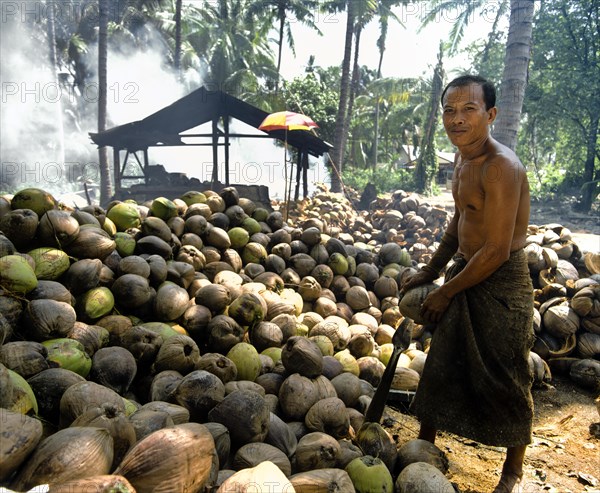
211 117 219 185
143 148 149 183
293 149 311 200
223 115 230 185
294 149 303 201
113 147 121 194
302 151 309 199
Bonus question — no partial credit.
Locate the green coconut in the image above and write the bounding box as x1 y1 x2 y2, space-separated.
77 287 115 321
345 455 394 493
241 217 262 236
11 188 56 216
7 369 38 415
139 321 181 340
107 202 141 231
0 254 38 294
0 363 13 409
180 191 207 206
261 347 282 365
102 217 117 236
334 349 360 376
328 252 349 275
228 293 265 328
228 227 250 249
114 232 136 257
309 335 335 356
151 197 178 221
42 338 92 378
379 344 394 366
226 342 262 382
241 242 268 265
122 397 140 417
253 208 270 223
28 247 71 281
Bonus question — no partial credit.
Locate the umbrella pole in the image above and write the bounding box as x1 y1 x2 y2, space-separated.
284 130 290 222
286 148 293 219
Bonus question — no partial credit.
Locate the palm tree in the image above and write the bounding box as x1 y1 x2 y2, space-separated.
174 0 182 78
98 0 111 204
246 0 322 92
372 0 404 168
415 43 444 194
151 1 204 80
66 0 175 94
329 0 356 193
493 0 535 150
420 0 508 54
186 0 276 91
353 75 427 172
420 0 534 151
343 1 377 168
46 0 65 168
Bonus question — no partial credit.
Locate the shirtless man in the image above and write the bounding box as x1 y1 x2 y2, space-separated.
402 75 534 493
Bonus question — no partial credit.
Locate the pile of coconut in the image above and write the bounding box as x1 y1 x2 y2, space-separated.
0 186 598 493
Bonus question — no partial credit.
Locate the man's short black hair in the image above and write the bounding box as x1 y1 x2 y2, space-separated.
441 75 496 110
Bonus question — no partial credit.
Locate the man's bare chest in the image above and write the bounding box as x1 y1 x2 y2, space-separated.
454 162 485 211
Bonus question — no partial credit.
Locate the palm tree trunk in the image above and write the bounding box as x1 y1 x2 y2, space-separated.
98 0 111 204
343 25 362 169
372 22 387 170
493 0 535 150
46 0 65 168
174 0 182 79
331 1 355 193
276 10 285 92
416 44 444 194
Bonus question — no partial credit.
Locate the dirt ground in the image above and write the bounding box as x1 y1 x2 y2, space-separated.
381 192 599 493
383 377 599 493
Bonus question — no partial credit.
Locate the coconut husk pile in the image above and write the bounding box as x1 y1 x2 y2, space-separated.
0 185 597 493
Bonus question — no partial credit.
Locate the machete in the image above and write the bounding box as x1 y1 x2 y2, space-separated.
364 316 414 424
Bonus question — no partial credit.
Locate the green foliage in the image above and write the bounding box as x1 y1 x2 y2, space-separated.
282 73 338 144
420 0 509 55
520 0 599 210
415 144 439 194
527 165 567 201
457 34 506 87
342 165 414 194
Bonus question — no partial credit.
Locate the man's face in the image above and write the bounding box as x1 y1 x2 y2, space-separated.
441 83 496 147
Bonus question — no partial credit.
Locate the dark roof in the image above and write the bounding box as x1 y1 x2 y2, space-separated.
89 86 332 158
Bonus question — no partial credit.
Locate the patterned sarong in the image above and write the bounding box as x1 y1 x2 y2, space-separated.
410 249 535 447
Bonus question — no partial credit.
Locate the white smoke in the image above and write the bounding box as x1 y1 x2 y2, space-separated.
0 15 74 194
0 5 329 203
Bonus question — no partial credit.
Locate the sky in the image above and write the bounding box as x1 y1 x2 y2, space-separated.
279 2 506 80
0 1 505 201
